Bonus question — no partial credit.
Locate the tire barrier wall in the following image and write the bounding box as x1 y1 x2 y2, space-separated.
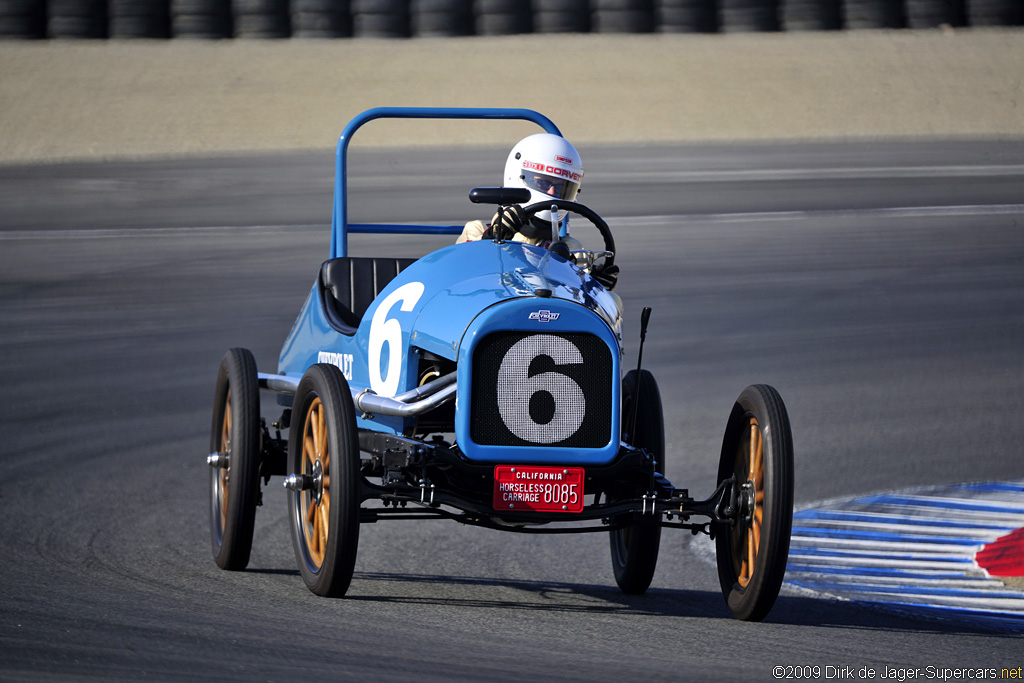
1 0 1020 39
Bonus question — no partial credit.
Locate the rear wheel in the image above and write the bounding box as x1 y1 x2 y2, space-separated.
287 364 360 597
209 348 261 570
609 369 663 594
714 384 793 621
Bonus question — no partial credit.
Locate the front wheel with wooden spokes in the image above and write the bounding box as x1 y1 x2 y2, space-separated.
714 384 793 621
286 364 360 597
209 348 260 570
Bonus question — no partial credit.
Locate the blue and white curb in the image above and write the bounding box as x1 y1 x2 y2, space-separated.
692 480 1024 630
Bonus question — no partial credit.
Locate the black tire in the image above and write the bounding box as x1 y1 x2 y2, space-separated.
780 0 842 29
287 364 360 597
533 9 590 31
844 0 905 28
48 14 107 35
293 0 349 11
109 14 171 36
534 0 587 10
353 10 409 35
967 0 1023 25
234 13 290 35
48 0 108 37
475 10 531 32
0 16 46 37
0 0 44 14
609 369 663 595
0 0 46 38
593 0 651 8
593 8 656 31
656 0 718 32
171 13 231 35
108 0 171 37
171 0 232 35
905 0 963 26
714 384 793 622
474 0 520 11
291 12 351 35
172 0 229 14
533 0 589 32
291 0 351 35
233 0 286 11
209 348 261 571
48 0 104 15
352 0 405 12
412 0 467 10
232 0 289 36
411 8 473 35
719 0 780 31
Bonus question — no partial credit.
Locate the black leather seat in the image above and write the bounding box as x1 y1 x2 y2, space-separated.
319 257 417 333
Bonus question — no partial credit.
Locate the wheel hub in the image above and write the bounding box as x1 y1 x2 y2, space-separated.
311 459 324 506
738 480 756 526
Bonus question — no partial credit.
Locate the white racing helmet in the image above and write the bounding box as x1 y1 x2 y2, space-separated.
503 133 583 239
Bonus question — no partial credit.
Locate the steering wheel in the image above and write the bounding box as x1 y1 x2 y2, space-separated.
520 199 615 272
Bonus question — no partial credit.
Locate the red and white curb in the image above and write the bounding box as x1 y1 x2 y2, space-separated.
692 480 1024 630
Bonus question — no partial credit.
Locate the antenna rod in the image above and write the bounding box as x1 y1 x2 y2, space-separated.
629 307 652 444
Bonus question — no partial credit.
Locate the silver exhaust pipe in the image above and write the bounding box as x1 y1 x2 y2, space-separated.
258 371 457 419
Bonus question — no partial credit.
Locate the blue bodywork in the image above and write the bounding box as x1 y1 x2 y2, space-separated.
276 107 624 465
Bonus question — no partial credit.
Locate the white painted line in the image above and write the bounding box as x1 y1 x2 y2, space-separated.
612 204 1024 225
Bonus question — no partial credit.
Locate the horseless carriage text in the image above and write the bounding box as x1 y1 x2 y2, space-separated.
206 107 794 621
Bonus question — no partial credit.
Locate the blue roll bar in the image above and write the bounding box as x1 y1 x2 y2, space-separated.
331 107 562 258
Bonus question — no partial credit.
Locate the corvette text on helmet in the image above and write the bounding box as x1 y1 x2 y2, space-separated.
522 160 582 183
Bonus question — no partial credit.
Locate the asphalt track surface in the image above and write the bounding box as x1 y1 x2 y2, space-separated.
2 140 1024 680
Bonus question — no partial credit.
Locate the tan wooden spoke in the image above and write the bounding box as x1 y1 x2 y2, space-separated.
738 417 765 588
304 433 316 468
301 397 329 569
218 389 232 528
318 405 329 469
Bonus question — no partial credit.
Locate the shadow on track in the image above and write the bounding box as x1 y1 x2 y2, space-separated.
226 570 1019 636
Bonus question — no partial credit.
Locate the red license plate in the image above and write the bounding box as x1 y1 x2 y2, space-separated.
492 465 585 513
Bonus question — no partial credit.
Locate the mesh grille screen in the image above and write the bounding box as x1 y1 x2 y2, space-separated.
471 332 612 448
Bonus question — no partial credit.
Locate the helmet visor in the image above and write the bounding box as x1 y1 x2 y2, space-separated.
523 171 580 202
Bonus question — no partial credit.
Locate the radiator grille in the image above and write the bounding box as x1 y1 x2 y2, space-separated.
471 332 613 448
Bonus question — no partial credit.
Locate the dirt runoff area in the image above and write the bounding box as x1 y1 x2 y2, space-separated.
1 28 1022 163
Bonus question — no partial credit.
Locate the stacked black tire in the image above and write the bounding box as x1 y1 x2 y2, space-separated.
0 0 46 37
48 0 107 37
109 0 170 37
533 0 590 33
593 0 656 32
474 0 531 34
782 0 841 29
3 0 1024 40
233 0 290 36
171 0 231 36
411 0 472 36
720 0 779 31
968 0 1024 25
657 0 717 31
352 0 408 36
291 0 351 36
843 0 904 26
906 0 965 27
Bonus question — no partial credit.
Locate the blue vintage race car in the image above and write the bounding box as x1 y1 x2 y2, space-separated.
207 107 794 621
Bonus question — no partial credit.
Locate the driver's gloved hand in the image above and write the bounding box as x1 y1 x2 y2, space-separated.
592 263 619 290
489 204 526 240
